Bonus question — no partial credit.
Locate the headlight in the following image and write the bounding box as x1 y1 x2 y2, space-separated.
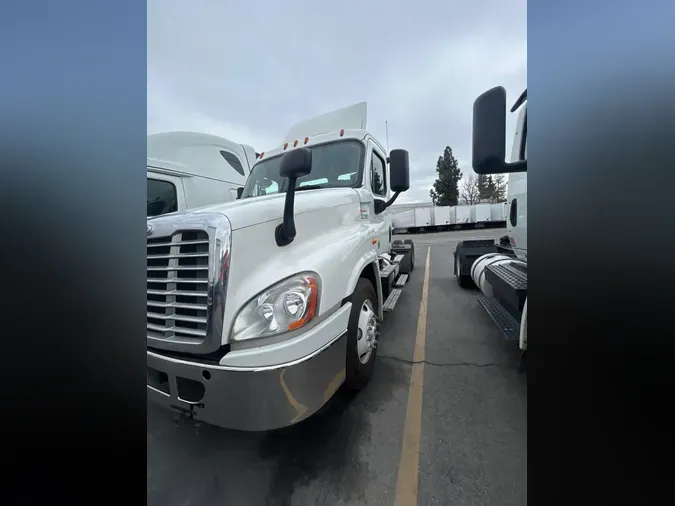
231 272 320 342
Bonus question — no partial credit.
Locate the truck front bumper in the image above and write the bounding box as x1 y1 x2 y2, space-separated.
147 331 347 432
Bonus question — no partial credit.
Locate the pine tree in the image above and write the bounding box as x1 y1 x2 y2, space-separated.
429 146 462 206
486 176 498 202
476 174 491 202
492 174 507 202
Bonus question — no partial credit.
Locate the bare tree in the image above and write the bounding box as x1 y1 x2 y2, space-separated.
460 174 480 205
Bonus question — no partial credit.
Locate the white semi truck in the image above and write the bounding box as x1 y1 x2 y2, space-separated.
146 103 417 430
147 131 257 217
454 87 528 370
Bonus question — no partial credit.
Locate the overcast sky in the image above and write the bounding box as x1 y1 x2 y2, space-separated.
148 0 526 203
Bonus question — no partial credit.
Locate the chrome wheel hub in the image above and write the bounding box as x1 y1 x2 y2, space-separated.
356 299 379 364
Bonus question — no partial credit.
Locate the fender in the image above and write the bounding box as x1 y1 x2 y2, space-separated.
344 251 383 319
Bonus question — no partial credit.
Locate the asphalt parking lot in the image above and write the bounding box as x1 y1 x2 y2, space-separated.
147 227 527 506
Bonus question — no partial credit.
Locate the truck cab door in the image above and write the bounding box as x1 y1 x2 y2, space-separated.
508 106 527 261
365 140 391 255
147 171 188 217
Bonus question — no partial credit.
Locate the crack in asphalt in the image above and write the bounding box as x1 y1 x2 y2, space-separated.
378 353 503 368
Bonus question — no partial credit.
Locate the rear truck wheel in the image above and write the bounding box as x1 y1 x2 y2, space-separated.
455 254 471 288
403 239 413 245
402 239 415 271
345 278 379 391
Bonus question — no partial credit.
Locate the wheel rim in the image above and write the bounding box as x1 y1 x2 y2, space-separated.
356 299 378 364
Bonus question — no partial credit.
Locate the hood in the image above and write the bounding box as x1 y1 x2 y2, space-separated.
190 187 361 230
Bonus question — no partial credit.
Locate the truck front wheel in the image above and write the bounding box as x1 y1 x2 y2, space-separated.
345 278 379 390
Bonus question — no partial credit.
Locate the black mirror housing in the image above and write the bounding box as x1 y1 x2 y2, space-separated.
472 86 508 174
389 149 410 192
236 187 244 199
279 148 312 179
472 86 527 174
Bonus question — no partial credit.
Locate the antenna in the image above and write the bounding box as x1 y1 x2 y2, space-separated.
385 120 390 153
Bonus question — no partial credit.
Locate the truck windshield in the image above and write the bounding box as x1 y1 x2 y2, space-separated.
241 140 364 198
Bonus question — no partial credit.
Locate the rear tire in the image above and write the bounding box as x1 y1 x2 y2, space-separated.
404 240 415 272
456 254 471 288
345 279 379 391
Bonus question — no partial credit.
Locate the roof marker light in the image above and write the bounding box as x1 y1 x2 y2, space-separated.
340 129 345 137
304 137 309 144
293 139 298 147
283 143 288 150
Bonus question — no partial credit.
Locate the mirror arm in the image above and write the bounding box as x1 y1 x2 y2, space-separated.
384 191 400 209
275 177 298 246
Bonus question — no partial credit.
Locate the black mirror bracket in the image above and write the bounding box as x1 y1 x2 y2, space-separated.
275 177 298 246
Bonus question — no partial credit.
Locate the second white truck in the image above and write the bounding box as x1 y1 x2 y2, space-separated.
146 103 417 430
147 131 257 217
454 87 528 370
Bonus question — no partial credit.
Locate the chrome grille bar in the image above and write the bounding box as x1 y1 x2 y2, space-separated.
146 212 232 354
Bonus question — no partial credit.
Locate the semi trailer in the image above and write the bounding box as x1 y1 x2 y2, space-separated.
453 87 528 370
146 102 417 431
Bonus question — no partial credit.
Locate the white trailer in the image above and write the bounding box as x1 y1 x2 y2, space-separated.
433 206 452 228
455 205 471 227
392 209 416 232
471 203 492 225
448 206 457 225
414 206 432 228
490 202 506 222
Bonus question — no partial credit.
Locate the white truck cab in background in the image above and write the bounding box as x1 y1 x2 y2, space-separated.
146 103 417 431
147 131 257 217
454 87 528 370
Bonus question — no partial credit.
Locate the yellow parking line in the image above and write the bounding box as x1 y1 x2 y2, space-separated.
394 247 431 506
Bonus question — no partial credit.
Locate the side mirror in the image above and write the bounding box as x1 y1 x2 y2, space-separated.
276 148 312 247
236 187 244 199
389 149 410 192
472 86 526 174
280 148 312 179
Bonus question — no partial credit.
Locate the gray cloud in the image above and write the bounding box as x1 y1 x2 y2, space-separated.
148 0 526 203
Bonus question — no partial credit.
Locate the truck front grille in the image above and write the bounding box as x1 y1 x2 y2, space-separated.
147 230 210 341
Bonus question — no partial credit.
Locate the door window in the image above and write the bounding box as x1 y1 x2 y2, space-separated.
147 178 178 217
371 151 387 197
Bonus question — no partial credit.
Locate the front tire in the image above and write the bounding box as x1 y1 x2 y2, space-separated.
345 278 379 391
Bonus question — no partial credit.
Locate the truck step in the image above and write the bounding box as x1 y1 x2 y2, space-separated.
380 264 396 278
477 295 519 340
486 264 527 291
383 288 402 312
394 274 408 287
392 254 404 264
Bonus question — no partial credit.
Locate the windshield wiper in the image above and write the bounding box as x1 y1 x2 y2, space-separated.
295 185 327 192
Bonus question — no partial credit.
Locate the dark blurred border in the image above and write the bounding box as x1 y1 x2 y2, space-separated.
529 0 675 504
0 0 146 501
2 0 675 503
